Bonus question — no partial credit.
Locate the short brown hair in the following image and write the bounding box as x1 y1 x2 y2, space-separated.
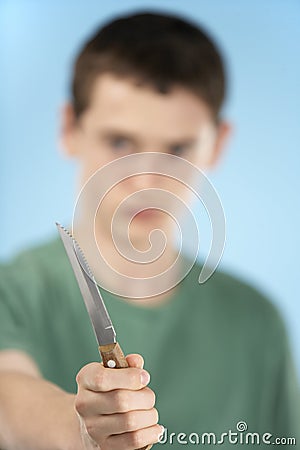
71 11 226 119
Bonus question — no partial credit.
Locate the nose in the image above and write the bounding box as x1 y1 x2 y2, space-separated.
129 151 171 189
131 172 163 191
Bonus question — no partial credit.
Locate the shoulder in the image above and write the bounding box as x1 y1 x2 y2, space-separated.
185 260 286 340
1 235 63 269
0 236 65 297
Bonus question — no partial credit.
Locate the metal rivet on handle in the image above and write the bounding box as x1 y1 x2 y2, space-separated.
107 359 116 368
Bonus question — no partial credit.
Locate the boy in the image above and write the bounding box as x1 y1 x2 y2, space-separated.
0 11 299 450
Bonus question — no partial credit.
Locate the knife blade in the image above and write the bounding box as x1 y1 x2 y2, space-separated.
56 222 128 368
56 222 153 450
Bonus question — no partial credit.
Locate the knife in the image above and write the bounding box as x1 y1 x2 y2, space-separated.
56 223 152 449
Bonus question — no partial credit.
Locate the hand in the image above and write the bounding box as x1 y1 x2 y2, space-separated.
74 354 163 450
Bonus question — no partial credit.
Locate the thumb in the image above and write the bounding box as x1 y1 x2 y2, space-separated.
126 353 144 369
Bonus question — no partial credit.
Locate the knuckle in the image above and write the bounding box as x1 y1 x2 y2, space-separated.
123 411 137 431
74 395 86 415
75 370 82 385
85 416 105 441
94 369 106 390
114 390 129 412
130 430 143 449
76 362 98 386
85 419 96 437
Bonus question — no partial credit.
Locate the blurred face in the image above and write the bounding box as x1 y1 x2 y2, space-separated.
62 74 229 248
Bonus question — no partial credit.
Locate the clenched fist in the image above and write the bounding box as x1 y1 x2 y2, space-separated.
74 353 163 450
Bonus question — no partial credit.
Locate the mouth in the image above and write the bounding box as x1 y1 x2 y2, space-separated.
127 207 162 220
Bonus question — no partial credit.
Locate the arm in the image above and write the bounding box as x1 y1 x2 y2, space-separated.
0 351 163 450
0 350 80 450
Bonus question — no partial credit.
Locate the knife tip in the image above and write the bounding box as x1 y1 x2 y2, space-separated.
55 222 70 235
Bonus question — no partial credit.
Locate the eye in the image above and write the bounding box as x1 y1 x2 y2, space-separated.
169 143 189 156
109 136 132 151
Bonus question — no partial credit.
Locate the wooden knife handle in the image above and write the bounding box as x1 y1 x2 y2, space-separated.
99 342 152 450
99 342 129 368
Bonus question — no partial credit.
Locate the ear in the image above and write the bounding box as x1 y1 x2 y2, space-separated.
58 102 80 158
206 120 232 170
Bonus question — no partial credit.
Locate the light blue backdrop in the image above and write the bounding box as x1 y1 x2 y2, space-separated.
1 0 299 373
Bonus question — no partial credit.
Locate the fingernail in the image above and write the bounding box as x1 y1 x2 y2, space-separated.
141 370 150 386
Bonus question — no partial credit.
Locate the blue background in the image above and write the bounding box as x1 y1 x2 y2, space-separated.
1 1 299 373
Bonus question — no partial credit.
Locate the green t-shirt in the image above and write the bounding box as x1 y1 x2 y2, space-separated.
0 237 299 448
